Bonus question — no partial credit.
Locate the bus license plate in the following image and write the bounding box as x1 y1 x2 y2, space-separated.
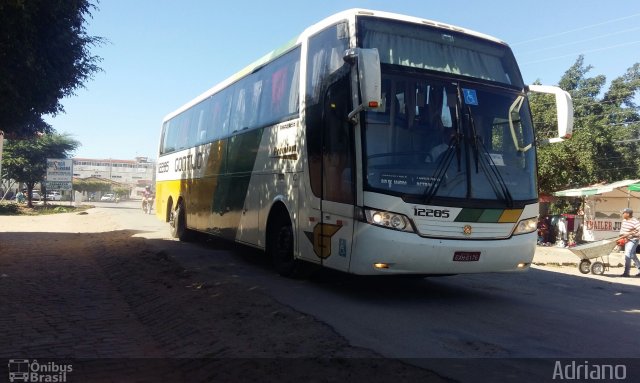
453 252 481 262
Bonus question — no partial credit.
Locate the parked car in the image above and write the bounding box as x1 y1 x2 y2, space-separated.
30 191 41 200
100 193 115 202
47 191 62 201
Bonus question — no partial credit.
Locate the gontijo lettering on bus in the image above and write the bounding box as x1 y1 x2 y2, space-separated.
174 152 204 172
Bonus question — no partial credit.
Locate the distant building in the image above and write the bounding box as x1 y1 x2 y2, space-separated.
72 157 156 197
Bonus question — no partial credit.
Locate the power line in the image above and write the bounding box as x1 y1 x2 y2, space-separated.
512 12 640 46
521 40 640 65
517 27 640 56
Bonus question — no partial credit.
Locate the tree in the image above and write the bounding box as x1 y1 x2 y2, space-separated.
1 133 80 207
0 0 103 138
113 186 131 200
532 56 640 195
72 178 111 195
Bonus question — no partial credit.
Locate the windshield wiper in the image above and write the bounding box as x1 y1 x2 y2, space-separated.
423 133 461 204
467 107 514 207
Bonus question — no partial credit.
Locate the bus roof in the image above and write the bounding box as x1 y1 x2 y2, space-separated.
162 8 507 123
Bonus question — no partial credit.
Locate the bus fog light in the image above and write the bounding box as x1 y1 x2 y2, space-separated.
390 215 406 230
517 262 530 269
364 208 414 233
374 263 391 269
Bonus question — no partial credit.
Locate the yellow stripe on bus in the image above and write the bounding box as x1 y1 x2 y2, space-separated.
498 209 523 223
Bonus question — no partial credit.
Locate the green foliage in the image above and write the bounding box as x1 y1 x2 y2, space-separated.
0 202 20 215
0 202 88 216
73 179 111 194
533 56 640 194
547 199 582 215
112 186 131 199
1 133 80 207
0 0 103 138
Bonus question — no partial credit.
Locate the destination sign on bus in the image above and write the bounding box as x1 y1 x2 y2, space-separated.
379 173 439 187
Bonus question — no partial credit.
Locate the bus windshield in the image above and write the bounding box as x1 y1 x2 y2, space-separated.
358 16 523 88
363 73 537 206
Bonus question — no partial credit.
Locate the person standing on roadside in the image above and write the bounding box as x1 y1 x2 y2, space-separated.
619 208 640 277
557 216 568 247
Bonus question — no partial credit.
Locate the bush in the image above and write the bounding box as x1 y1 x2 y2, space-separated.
0 203 20 215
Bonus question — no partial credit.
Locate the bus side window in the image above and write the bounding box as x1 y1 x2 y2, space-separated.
257 47 300 127
229 86 246 133
197 107 206 144
214 87 232 138
306 22 349 199
323 74 354 204
160 121 174 154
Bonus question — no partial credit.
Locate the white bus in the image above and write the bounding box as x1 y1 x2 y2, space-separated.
156 9 573 276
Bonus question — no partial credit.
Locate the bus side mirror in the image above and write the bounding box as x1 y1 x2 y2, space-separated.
527 85 574 144
344 48 382 123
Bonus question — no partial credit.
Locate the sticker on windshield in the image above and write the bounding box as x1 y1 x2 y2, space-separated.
486 153 505 166
462 89 478 106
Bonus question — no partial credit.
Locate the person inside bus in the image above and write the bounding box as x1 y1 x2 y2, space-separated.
425 118 451 163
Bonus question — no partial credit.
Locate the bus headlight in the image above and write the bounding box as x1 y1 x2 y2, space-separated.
365 209 414 232
513 217 537 235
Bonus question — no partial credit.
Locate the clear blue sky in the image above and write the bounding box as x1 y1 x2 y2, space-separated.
45 0 640 160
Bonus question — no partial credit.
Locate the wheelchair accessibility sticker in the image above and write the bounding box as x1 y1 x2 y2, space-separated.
463 88 478 106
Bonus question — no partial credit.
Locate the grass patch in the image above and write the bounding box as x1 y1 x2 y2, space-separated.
0 202 92 216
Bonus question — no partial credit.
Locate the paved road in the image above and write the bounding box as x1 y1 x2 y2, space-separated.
104 202 640 382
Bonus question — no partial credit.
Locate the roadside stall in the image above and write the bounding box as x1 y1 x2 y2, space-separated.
553 179 640 242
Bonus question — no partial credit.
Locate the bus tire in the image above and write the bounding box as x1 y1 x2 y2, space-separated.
271 218 299 277
170 202 192 241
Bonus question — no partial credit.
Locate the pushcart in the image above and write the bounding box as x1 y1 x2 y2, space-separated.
568 238 618 275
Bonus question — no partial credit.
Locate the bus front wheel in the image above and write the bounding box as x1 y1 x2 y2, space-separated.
271 220 299 277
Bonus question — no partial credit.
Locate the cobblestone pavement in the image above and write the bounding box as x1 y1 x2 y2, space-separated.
0 211 445 382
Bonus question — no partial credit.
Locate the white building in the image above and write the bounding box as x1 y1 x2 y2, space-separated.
72 157 156 196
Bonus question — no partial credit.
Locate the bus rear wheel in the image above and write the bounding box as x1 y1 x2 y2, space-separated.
170 202 192 241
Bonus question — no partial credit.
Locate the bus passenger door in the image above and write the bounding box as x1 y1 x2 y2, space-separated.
315 74 355 272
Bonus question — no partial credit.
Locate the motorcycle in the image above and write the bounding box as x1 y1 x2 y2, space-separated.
142 196 154 214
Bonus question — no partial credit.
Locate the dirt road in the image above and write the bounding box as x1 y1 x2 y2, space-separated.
0 207 443 382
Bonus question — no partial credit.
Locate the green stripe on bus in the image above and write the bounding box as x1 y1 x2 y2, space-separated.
478 209 504 223
455 208 484 222
455 208 505 223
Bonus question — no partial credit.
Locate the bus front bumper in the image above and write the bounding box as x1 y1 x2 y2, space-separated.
349 222 536 275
